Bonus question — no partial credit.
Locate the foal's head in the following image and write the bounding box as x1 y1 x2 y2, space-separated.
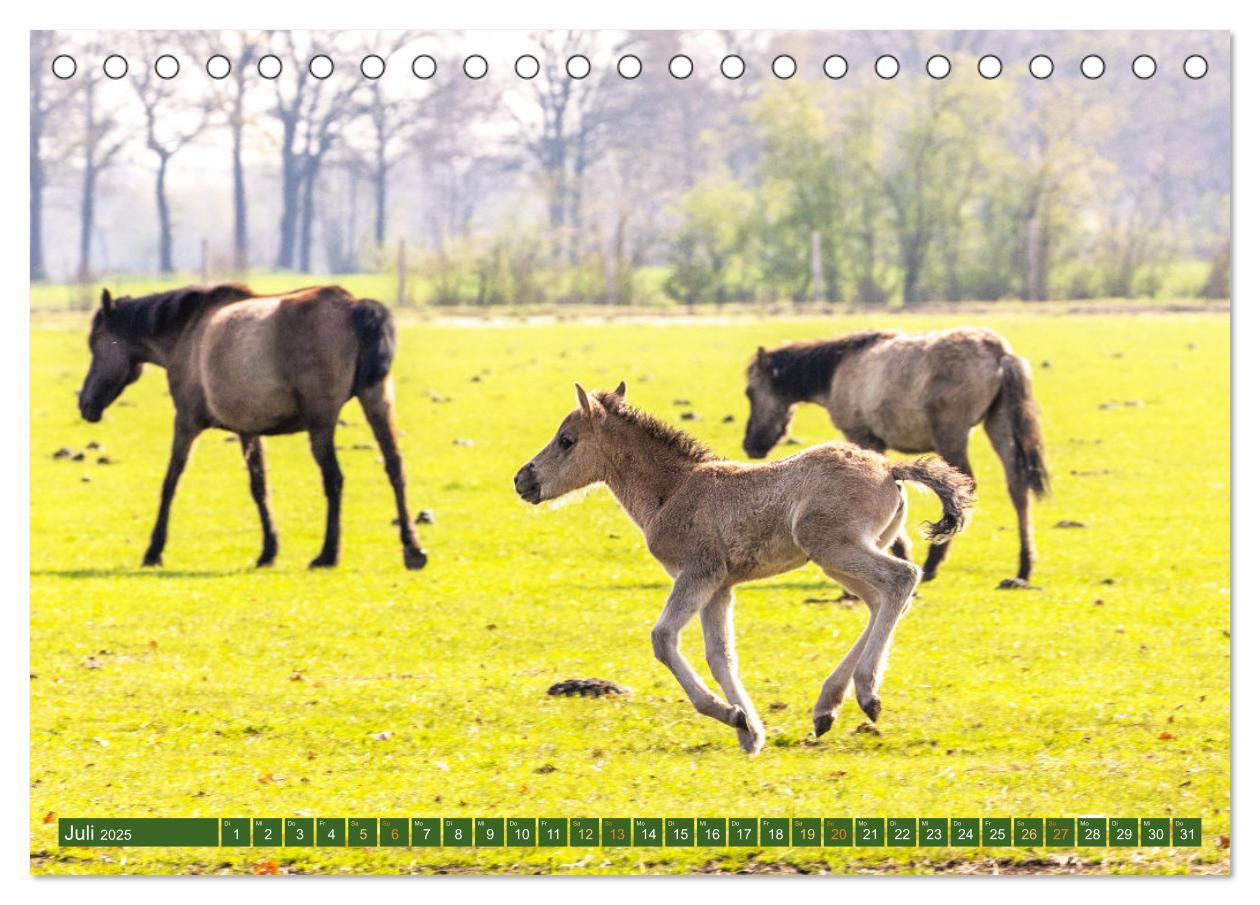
78 290 145 423
742 347 796 458
514 382 626 504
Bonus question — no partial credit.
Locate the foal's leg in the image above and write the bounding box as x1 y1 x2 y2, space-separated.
921 431 973 581
700 588 765 754
357 380 427 570
847 550 920 721
810 584 879 737
306 422 344 568
652 569 751 740
142 419 201 567
239 433 278 567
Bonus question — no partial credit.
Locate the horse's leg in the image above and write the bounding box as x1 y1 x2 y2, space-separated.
142 419 200 567
306 422 343 568
652 569 751 740
239 433 278 567
920 431 973 581
700 588 765 754
983 407 1035 582
357 380 427 571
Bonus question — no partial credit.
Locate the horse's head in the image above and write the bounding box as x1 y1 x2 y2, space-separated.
78 289 144 423
742 346 796 458
515 381 625 504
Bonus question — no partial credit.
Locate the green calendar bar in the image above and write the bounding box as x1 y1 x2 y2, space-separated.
507 818 537 847
58 818 220 847
539 818 569 847
887 818 916 847
666 818 695 847
55 816 1204 848
379 818 408 847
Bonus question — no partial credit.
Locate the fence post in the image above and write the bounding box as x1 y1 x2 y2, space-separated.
396 239 408 307
200 238 209 285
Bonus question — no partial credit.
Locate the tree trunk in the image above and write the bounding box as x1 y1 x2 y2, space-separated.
231 118 248 272
373 150 387 248
78 163 96 283
30 139 46 281
297 161 319 273
155 154 174 274
276 123 299 269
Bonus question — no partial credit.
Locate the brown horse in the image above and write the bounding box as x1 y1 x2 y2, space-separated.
743 327 1048 586
77 283 427 570
515 383 974 753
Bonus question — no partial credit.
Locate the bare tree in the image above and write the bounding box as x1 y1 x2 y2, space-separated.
266 31 362 272
30 31 73 282
191 31 262 273
73 43 128 282
130 33 209 274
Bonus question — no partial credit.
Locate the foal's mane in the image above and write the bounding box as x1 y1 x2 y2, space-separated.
754 330 898 401
103 283 255 339
594 393 718 463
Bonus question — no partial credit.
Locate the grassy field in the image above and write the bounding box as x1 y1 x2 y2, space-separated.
30 308 1229 875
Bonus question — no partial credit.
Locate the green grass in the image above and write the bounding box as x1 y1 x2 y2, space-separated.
30 309 1229 875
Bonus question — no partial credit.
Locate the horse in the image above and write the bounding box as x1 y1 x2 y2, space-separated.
514 383 974 754
77 283 427 571
742 327 1048 586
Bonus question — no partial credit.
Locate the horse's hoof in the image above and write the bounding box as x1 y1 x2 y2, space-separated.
732 707 750 732
920 570 937 583
858 694 882 723
308 556 337 569
813 713 835 738
255 555 275 568
403 547 428 571
141 553 162 568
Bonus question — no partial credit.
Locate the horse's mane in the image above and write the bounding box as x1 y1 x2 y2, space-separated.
754 330 898 401
594 393 718 463
103 283 255 339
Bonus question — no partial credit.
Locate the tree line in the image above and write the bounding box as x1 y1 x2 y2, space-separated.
30 30 1230 305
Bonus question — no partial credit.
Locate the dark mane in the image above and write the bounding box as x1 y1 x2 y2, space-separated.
104 283 255 339
595 393 718 463
754 330 898 401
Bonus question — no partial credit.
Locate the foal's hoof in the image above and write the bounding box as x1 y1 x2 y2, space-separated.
813 713 835 738
403 547 428 571
731 707 750 732
738 729 765 756
858 694 882 723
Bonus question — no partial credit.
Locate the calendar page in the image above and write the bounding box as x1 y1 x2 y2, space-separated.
29 29 1230 877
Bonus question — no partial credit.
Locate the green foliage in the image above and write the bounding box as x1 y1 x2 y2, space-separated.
31 310 1228 874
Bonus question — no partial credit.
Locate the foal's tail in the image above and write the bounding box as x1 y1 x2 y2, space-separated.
993 354 1050 498
351 298 397 394
891 458 977 544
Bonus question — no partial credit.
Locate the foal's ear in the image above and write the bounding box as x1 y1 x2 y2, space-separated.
611 380 626 400
100 289 114 316
756 346 770 368
575 383 593 416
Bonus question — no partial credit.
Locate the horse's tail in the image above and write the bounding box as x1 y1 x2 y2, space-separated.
992 353 1050 498
351 298 397 394
891 457 977 544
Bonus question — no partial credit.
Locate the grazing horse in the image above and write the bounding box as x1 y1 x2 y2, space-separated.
515 383 974 753
77 283 427 571
743 328 1048 585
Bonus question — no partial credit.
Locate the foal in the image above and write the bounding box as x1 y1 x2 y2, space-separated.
515 384 974 754
77 284 427 570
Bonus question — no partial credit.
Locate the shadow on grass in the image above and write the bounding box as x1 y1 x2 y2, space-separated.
32 567 254 580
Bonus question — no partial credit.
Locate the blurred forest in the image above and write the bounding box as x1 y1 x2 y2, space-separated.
29 29 1231 307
